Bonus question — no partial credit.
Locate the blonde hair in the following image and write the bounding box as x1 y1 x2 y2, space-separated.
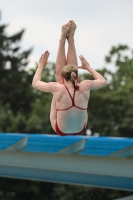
61 64 79 90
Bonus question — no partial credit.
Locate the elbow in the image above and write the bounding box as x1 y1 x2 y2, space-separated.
32 81 37 88
32 80 40 89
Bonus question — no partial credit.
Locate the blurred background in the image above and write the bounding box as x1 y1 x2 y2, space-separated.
0 0 133 199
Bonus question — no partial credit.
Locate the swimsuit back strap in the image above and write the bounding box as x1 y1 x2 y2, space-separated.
56 105 73 111
64 84 76 106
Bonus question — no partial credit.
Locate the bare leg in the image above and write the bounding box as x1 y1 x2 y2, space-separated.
55 23 71 83
50 23 71 131
67 20 78 66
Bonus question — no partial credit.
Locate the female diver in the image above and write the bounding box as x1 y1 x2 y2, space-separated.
32 20 107 136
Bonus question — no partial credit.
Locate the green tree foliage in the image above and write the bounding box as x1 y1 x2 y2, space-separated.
0 19 32 114
0 14 34 133
0 15 55 134
104 45 133 137
84 44 133 137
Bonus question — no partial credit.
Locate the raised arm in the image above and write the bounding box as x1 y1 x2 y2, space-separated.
32 51 57 93
78 55 107 90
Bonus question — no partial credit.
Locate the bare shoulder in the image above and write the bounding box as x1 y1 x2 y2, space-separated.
54 82 65 90
78 80 92 91
32 81 63 93
79 79 107 90
49 82 64 91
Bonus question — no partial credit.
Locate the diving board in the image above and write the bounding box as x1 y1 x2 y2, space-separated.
0 133 133 191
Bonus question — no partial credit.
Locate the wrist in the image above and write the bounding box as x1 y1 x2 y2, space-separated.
38 64 44 69
86 65 91 71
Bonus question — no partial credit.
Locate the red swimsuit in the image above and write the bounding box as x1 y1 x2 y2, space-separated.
56 83 87 136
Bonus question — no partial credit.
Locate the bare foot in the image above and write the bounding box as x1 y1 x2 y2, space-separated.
67 20 77 42
60 23 71 41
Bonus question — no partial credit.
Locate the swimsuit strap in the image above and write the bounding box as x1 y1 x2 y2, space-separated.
64 83 87 110
56 78 87 111
64 84 76 106
62 77 76 105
